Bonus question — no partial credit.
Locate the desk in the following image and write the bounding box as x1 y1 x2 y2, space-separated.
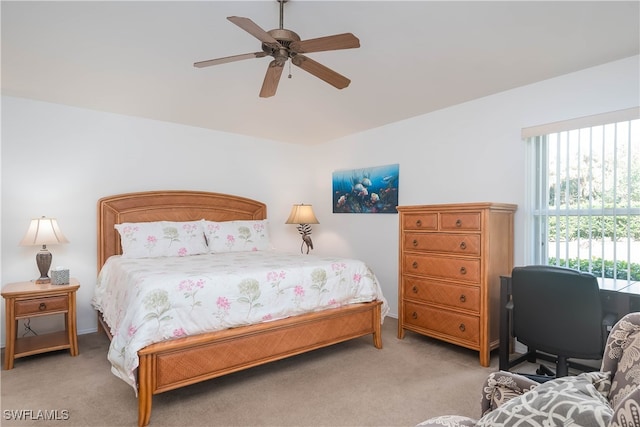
600 281 640 316
499 275 640 373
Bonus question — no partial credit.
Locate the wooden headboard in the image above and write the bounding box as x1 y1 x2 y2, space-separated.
97 191 267 270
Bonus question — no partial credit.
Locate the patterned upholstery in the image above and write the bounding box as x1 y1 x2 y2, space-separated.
417 312 640 427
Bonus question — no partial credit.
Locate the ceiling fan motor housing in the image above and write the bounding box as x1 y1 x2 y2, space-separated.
263 28 300 63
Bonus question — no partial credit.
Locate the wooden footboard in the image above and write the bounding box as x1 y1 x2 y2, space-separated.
136 300 382 427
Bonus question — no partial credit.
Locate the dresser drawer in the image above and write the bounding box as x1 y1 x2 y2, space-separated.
440 212 481 231
403 278 480 312
403 254 481 283
15 296 68 317
403 302 479 345
402 213 437 230
404 233 480 256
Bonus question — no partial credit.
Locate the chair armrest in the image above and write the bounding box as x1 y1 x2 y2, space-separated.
481 371 540 416
611 386 640 427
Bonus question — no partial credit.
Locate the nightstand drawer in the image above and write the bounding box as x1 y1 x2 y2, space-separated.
404 232 481 255
15 296 68 317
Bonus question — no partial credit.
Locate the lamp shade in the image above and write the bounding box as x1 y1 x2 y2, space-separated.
285 204 319 225
20 217 69 247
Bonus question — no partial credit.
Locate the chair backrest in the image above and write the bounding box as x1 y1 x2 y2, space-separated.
511 265 604 360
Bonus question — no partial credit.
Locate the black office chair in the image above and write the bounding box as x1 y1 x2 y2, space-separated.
499 265 616 378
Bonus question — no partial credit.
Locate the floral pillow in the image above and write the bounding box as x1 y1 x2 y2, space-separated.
203 220 271 253
477 371 613 427
115 220 208 258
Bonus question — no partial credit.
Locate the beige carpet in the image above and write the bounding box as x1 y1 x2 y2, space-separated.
1 318 499 427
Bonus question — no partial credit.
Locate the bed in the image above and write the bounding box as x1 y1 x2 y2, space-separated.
93 190 387 427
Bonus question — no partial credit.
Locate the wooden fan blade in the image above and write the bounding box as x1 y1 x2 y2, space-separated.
194 52 267 68
290 33 360 54
291 55 351 89
227 16 280 48
259 60 285 98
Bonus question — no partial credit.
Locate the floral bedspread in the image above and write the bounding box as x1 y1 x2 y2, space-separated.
92 251 388 391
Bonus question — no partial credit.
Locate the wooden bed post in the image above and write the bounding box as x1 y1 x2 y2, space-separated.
138 353 153 427
373 304 383 349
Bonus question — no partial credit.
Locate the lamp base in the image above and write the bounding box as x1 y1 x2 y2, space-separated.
35 247 52 285
300 234 314 254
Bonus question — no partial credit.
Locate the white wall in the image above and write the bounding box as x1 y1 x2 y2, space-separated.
1 98 310 344
309 56 639 316
2 55 638 346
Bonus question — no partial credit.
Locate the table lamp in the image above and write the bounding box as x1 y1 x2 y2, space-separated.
20 216 69 284
285 204 319 254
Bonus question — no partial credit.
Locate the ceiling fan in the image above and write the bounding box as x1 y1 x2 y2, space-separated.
194 0 360 98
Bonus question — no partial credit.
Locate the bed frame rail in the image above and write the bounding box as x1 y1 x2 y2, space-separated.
138 301 382 426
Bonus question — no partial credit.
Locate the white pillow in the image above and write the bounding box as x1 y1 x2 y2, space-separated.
115 220 208 258
203 220 271 253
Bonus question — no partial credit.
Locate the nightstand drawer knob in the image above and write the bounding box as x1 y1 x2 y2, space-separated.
459 294 466 303
459 323 466 332
460 266 467 275
460 241 467 250
412 312 418 320
39 302 46 311
412 261 418 269
412 239 418 247
412 286 418 293
415 219 422 227
455 219 462 227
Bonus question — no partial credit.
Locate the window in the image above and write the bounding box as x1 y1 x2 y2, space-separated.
524 108 640 288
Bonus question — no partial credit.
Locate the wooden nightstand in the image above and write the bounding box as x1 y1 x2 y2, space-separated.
2 278 80 370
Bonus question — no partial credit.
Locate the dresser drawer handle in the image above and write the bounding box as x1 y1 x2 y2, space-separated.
415 219 422 227
460 267 467 275
455 219 462 227
459 323 466 332
459 294 466 303
39 302 47 311
412 286 419 294
412 239 418 247
412 261 418 269
412 312 418 320
459 241 467 250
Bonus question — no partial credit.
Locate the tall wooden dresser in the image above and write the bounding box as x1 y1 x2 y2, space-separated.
397 202 517 366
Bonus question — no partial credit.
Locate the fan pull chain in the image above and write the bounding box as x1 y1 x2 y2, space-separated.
288 60 292 79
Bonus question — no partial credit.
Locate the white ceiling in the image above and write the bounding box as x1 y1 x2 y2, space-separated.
2 1 639 145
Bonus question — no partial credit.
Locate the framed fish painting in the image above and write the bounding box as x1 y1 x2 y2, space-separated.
332 163 399 213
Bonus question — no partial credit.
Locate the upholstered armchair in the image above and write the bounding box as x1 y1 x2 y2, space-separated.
418 312 640 427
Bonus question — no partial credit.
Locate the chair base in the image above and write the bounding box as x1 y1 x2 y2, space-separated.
500 348 600 381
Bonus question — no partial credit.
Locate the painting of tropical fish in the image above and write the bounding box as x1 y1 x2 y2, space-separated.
332 163 399 213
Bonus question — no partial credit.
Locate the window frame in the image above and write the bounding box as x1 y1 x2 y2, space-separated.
523 108 640 288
